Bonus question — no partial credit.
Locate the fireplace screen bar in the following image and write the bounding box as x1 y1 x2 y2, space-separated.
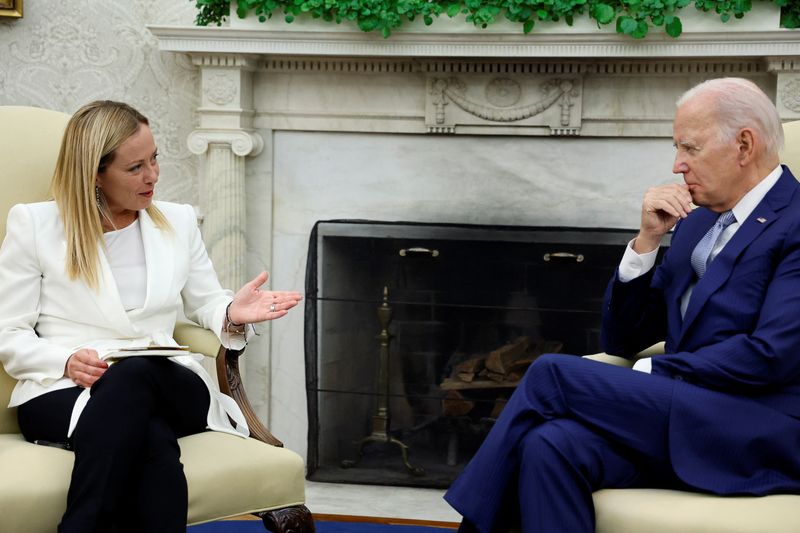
304 220 665 488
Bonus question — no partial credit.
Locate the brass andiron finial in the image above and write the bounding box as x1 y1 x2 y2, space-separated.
340 286 424 476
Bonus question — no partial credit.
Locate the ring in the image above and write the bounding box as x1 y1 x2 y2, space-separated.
270 303 277 313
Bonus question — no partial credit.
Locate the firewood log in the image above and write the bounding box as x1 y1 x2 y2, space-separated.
485 336 530 374
454 356 485 374
442 390 475 416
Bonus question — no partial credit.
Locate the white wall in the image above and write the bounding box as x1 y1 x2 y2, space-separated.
0 0 199 204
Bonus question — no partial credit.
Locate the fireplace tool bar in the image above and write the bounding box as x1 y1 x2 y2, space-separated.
340 286 425 476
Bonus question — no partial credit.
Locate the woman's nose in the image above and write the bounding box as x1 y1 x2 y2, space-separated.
144 162 159 183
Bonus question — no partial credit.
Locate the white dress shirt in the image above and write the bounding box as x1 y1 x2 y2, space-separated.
618 165 783 373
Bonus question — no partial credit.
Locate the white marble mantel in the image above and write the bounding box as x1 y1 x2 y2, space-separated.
151 14 800 461
149 25 800 58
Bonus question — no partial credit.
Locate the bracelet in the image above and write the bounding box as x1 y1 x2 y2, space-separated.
225 302 245 328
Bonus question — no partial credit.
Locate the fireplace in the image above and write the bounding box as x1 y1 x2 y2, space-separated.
304 220 667 487
151 15 799 461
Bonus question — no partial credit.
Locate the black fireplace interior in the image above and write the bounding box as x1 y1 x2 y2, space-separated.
304 220 664 488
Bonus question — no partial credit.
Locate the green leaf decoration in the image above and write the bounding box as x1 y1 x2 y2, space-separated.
193 0 799 39
523 19 535 33
592 3 616 24
618 15 639 33
665 14 683 36
632 19 649 38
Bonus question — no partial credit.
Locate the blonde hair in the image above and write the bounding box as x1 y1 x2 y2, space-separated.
51 100 171 288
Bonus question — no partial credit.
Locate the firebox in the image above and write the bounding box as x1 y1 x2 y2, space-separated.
304 221 665 488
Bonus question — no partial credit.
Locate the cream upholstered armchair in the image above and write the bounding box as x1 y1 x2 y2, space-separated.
0 106 314 533
581 121 800 533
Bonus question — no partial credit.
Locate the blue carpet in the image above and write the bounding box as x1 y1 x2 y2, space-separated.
189 520 453 532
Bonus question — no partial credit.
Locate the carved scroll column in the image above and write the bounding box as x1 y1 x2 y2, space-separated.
769 58 800 121
187 55 263 291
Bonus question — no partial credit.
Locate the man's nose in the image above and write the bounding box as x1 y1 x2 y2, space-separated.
673 154 687 175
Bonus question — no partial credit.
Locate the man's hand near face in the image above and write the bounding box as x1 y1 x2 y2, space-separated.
634 183 693 254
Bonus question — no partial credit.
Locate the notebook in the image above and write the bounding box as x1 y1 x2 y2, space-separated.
102 345 191 361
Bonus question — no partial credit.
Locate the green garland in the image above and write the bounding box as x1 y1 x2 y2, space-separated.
193 0 800 39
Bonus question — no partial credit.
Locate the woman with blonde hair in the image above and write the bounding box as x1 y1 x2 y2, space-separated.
0 100 302 532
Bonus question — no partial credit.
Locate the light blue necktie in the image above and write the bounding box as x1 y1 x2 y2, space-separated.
690 210 736 279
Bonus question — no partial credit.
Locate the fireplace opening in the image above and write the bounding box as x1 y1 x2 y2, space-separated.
304 220 666 488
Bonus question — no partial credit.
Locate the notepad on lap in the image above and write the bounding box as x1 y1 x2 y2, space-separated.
102 345 191 361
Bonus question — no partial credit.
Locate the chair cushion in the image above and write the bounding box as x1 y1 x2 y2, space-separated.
0 431 305 532
594 488 800 533
0 366 19 434
0 433 74 532
781 120 800 172
182 431 306 525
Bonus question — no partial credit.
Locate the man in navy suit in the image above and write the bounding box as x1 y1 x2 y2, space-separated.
444 77 800 533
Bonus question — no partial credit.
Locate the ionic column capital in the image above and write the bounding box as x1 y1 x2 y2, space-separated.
187 129 264 157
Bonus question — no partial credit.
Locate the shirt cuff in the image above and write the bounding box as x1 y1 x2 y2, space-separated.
618 238 658 283
632 357 652 373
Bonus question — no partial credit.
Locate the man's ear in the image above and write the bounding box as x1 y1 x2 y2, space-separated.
737 128 756 165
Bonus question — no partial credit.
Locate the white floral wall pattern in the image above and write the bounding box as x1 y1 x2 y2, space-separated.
0 0 199 204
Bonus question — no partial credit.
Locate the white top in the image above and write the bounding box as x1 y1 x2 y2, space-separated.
618 165 783 373
104 219 147 311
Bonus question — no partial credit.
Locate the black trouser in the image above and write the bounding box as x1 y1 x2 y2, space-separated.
18 357 210 533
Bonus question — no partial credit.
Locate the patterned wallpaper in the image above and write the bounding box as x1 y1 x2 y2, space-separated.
0 0 200 204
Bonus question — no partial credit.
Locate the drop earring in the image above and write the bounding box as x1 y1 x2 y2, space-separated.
95 186 102 208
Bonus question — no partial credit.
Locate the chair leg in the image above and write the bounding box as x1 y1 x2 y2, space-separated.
258 505 315 533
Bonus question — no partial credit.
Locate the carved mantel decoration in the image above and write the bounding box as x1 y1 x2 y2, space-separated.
427 75 581 135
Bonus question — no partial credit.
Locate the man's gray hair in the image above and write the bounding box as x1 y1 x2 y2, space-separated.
677 77 784 158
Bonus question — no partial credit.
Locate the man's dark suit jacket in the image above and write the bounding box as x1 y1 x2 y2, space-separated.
601 166 800 495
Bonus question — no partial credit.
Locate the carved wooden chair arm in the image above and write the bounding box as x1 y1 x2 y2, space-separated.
215 345 284 447
172 323 283 447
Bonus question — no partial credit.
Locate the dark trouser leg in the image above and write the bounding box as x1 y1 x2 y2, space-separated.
58 357 209 533
113 417 189 533
17 386 82 444
517 419 642 533
445 354 678 533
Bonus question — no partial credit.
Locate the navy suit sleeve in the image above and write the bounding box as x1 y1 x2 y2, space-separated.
600 260 669 357
652 219 800 392
600 219 688 358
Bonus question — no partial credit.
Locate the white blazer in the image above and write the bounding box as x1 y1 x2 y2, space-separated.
0 200 249 438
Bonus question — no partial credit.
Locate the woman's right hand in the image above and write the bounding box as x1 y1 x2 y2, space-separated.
65 349 109 388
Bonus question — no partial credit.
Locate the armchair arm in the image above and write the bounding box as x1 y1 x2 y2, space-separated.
173 323 284 448
583 342 666 369
174 322 221 358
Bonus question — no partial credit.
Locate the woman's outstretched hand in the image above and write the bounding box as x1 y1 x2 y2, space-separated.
65 348 109 388
227 271 303 325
